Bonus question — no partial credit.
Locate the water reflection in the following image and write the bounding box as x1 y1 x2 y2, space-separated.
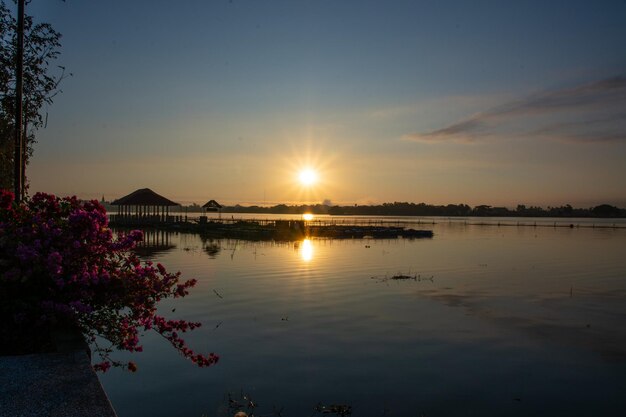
204 243 221 258
131 229 176 258
199 235 222 258
100 224 626 417
416 288 626 362
299 238 314 262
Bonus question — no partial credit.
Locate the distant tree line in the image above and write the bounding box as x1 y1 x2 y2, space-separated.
99 199 625 218
216 202 626 218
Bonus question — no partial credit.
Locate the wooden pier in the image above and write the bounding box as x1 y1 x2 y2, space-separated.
108 215 435 240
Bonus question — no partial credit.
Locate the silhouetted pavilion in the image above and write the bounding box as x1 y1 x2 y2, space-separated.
111 188 179 223
200 199 223 221
202 199 222 212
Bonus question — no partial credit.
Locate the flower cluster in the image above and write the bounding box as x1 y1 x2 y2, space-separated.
0 190 218 371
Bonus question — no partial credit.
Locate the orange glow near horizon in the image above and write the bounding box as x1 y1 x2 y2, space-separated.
302 213 314 221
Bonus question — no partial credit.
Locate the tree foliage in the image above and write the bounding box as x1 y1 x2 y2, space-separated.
0 0 65 190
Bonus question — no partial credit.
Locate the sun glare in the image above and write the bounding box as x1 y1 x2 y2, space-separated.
300 238 314 262
279 144 338 204
298 169 318 186
302 213 314 221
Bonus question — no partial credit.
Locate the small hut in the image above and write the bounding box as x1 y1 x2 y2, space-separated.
202 199 222 212
111 188 180 223
200 199 223 221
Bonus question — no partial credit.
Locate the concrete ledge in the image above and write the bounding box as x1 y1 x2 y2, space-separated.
0 350 117 417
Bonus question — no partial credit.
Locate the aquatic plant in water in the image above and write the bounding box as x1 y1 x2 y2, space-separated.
0 190 218 371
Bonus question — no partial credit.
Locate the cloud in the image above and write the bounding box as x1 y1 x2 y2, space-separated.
403 75 626 144
369 95 502 120
529 113 626 143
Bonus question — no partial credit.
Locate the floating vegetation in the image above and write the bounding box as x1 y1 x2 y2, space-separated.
112 218 434 241
223 391 352 417
226 390 258 417
391 273 417 280
314 402 352 416
371 272 434 283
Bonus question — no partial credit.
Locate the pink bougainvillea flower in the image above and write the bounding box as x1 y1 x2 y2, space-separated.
0 191 218 372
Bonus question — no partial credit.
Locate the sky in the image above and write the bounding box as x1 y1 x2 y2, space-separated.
17 0 626 207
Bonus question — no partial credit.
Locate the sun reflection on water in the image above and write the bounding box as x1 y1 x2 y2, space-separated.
300 238 314 262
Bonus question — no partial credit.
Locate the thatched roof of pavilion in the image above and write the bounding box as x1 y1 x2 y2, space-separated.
202 199 223 209
111 188 179 206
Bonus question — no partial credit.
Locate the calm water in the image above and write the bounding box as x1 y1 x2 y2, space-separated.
100 218 626 417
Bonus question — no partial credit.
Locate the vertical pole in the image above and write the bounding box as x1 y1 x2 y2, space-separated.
21 121 27 197
13 0 25 200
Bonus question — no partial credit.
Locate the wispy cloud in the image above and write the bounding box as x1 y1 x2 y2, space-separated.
403 76 626 144
369 95 503 120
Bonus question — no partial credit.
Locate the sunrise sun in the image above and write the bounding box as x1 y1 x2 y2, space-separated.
298 168 318 186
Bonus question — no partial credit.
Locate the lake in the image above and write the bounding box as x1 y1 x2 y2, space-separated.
100 217 626 417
